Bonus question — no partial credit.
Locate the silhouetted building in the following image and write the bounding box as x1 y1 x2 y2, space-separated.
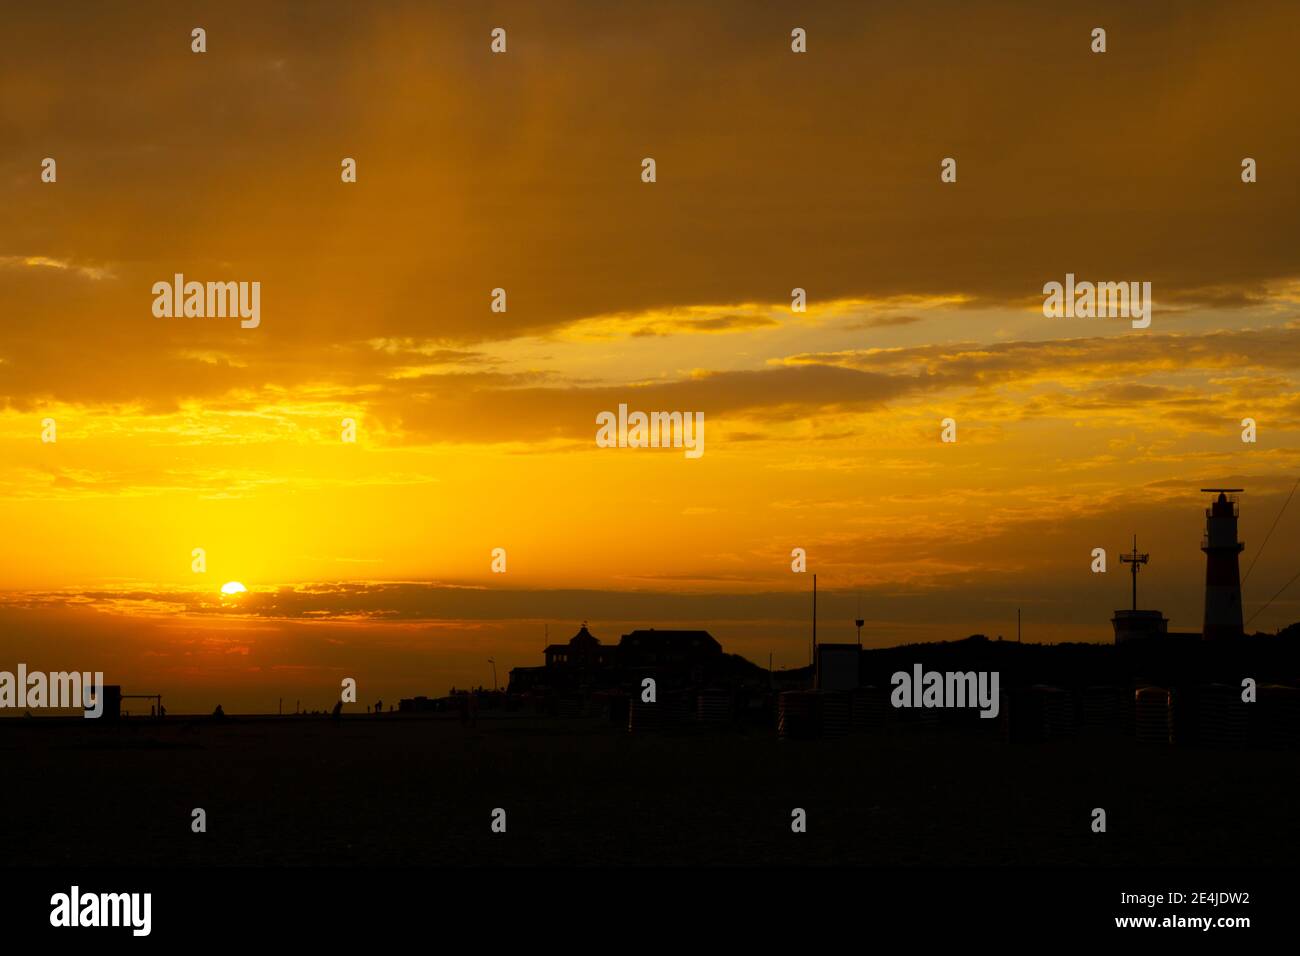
815 643 860 690
1112 535 1170 644
545 624 616 671
398 695 438 713
505 666 547 694
1201 489 1245 640
1112 609 1169 643
617 629 720 668
509 624 735 693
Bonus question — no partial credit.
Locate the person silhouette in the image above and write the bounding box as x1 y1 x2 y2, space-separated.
213 704 225 719
374 699 382 714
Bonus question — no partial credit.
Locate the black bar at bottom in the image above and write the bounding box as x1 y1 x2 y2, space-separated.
0 865 1284 942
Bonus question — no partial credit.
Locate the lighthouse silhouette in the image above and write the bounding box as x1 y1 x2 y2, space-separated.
1200 489 1245 640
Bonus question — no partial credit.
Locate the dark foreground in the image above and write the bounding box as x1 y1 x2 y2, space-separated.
2 713 1294 867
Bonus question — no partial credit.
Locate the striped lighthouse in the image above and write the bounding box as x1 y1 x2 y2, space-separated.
1200 489 1244 640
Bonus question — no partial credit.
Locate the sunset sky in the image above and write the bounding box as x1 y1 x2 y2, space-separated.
3 0 1300 712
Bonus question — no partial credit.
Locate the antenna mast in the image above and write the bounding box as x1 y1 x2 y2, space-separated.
1120 535 1150 611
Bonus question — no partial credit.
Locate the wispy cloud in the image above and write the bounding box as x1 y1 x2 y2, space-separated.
0 255 114 281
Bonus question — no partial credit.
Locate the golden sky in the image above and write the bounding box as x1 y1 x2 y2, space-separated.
2 1 1300 711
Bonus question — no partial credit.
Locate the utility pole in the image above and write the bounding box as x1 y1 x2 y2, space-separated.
488 658 497 691
811 573 818 666
855 592 864 648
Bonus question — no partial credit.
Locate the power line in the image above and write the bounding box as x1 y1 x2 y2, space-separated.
1245 566 1300 629
1243 476 1300 585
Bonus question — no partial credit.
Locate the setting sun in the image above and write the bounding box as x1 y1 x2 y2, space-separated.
220 582 247 596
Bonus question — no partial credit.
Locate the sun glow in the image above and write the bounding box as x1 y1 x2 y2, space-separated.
220 581 247 596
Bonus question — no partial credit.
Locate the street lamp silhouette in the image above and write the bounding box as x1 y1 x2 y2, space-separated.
488 658 497 691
